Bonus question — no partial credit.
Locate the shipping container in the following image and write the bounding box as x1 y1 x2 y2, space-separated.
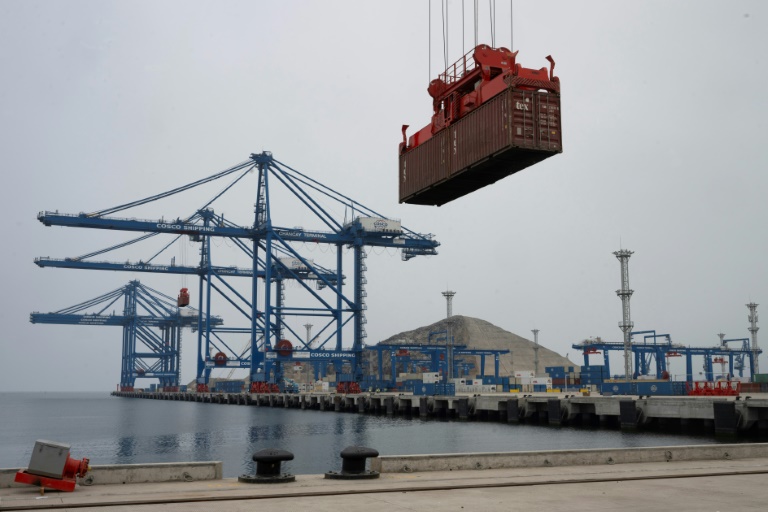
399 87 561 206
414 383 436 396
352 217 403 234
635 381 686 396
277 257 313 271
437 383 456 395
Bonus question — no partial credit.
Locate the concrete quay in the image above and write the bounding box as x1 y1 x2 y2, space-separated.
2 446 768 511
112 390 768 434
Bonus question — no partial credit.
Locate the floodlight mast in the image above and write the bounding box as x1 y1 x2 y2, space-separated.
614 249 634 383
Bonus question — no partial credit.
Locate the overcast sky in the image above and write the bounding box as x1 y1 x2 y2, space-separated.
1 1 765 391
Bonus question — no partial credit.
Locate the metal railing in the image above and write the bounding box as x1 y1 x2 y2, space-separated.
438 48 478 85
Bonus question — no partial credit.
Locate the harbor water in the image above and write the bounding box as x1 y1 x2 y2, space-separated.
0 392 735 477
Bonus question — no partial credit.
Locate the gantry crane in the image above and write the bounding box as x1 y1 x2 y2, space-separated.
37 152 439 391
574 330 760 382
368 343 509 389
30 280 221 391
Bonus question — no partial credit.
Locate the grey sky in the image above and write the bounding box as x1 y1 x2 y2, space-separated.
1 1 765 391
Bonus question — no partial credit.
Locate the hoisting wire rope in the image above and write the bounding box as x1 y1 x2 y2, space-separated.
87 159 253 217
462 0 465 56
474 0 478 47
441 0 448 71
489 0 496 48
428 0 431 82
510 0 513 51
71 232 159 261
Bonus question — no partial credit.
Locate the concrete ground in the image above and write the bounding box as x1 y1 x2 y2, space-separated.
2 457 767 511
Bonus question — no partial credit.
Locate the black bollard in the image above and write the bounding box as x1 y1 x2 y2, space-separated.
325 446 380 479
238 448 295 483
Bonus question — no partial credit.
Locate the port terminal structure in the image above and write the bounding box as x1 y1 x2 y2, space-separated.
29 281 221 391
574 331 760 383
368 343 510 389
35 152 439 392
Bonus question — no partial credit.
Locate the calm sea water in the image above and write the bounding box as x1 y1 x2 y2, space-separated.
0 392 732 477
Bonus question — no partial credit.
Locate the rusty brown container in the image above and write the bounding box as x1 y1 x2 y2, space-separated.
399 88 561 206
399 129 450 202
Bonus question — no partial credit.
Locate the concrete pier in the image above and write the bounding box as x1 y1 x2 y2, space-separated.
2 447 768 511
110 391 768 434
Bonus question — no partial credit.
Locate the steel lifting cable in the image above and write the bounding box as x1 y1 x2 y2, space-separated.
510 0 513 50
441 0 448 71
72 232 159 261
489 0 496 48
87 159 253 217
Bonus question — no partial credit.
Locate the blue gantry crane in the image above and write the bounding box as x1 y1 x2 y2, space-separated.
37 152 439 392
30 281 221 391
368 343 509 389
573 330 760 383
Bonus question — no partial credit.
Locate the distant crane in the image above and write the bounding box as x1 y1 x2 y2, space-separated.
30 281 221 391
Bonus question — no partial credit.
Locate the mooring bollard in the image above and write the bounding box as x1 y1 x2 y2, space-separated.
325 446 380 479
238 448 295 483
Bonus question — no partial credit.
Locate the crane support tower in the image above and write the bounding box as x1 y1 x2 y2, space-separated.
37 152 439 391
30 281 221 391
614 249 634 382
399 44 562 206
747 302 759 374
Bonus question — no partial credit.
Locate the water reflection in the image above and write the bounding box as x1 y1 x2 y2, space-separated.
116 436 136 463
154 434 179 453
193 432 210 453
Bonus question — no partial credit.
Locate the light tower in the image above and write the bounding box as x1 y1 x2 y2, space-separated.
614 249 634 382
442 290 456 318
747 302 759 375
303 323 313 347
531 329 540 376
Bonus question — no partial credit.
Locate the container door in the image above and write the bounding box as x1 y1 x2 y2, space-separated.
536 92 562 152
510 90 537 149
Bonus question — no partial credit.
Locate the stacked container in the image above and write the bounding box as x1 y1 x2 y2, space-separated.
581 365 607 386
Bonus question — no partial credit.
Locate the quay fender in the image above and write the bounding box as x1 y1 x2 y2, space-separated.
734 399 761 431
547 399 564 426
713 400 740 435
506 398 520 423
619 399 639 429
